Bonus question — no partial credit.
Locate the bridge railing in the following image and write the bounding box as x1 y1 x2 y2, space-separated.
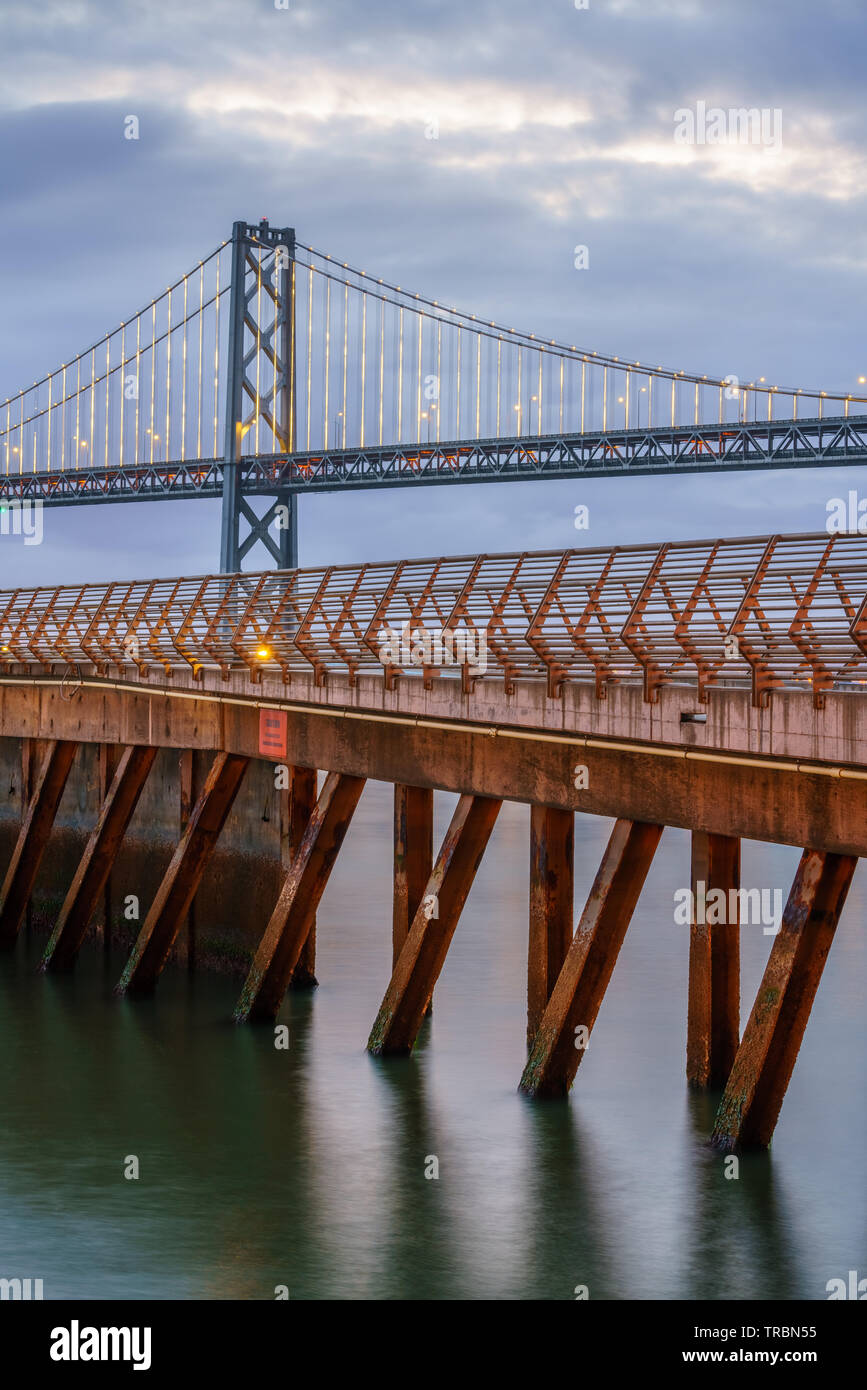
3 532 867 707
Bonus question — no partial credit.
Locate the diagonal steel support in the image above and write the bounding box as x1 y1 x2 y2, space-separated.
42 744 158 972
711 849 857 1151
116 751 250 994
283 765 319 988
368 793 502 1056
234 771 366 1021
0 740 79 948
237 493 297 568
520 819 663 1098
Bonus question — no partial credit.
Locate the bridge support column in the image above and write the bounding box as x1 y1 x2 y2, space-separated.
528 806 574 1046
21 738 49 934
520 819 663 1098
117 751 250 995
234 771 366 1022
277 492 297 570
42 745 157 973
0 740 79 948
98 744 120 950
283 766 319 988
179 750 198 970
220 218 296 573
368 793 502 1056
393 785 434 970
711 849 856 1151
686 831 740 1087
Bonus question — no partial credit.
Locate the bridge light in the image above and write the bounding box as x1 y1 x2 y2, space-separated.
256 646 272 660
859 376 866 384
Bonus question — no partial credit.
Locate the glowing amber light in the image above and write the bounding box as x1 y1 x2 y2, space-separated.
256 646 271 660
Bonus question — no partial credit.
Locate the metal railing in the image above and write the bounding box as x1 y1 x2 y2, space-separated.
3 532 867 707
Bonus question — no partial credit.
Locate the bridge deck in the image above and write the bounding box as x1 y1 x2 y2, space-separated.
3 415 867 506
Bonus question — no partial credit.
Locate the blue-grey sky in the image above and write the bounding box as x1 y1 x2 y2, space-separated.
1 0 866 586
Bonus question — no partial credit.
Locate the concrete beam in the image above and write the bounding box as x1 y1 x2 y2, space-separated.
4 680 867 854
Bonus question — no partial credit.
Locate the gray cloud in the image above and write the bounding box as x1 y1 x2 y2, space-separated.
0 0 865 588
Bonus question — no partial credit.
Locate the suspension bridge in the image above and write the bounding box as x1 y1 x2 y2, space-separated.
2 217 866 570
1 217 866 1155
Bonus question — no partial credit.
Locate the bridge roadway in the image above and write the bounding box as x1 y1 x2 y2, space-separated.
1 532 867 1153
4 412 867 507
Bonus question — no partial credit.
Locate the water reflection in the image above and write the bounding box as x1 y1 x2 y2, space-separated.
0 788 864 1300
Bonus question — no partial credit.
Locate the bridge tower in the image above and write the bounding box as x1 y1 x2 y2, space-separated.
220 218 297 573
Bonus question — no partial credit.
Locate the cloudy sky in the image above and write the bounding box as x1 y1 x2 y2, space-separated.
1 0 865 586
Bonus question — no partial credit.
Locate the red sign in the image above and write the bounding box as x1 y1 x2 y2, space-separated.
259 708 287 760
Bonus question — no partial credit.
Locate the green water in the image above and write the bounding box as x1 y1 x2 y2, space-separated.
1 785 865 1299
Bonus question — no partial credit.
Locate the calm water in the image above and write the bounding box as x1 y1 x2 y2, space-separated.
1 783 865 1300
